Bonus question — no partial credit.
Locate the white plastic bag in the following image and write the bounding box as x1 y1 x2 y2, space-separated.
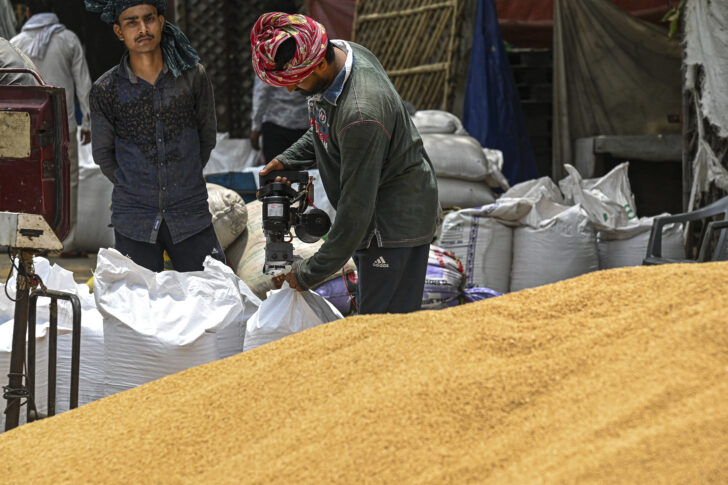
436 208 513 293
597 216 685 268
94 249 260 396
0 320 55 432
436 177 496 209
1 257 106 418
244 283 343 352
422 134 492 181
510 205 600 292
411 110 468 135
559 163 638 231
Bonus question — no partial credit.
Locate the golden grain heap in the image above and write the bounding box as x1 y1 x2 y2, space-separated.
1 262 726 484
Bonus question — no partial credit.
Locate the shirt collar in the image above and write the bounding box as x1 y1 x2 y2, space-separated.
119 52 169 84
312 40 353 106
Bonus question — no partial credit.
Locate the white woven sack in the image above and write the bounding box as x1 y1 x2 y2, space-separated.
510 205 599 291
559 163 638 231
437 177 496 209
207 183 248 250
0 320 52 432
56 310 105 413
412 110 468 135
504 176 565 203
95 249 259 396
436 208 513 293
1 258 85 425
71 164 114 252
244 284 343 352
422 134 491 181
597 216 685 268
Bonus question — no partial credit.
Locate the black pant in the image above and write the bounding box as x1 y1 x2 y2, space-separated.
353 244 429 314
114 220 225 272
261 122 308 163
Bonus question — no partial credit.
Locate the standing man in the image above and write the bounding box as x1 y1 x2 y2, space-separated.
250 76 309 164
12 0 93 252
252 13 439 314
0 0 15 40
85 0 224 272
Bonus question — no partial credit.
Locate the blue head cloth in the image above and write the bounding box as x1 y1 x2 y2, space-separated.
85 0 199 77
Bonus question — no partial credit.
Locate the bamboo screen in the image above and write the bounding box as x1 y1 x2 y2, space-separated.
352 0 462 111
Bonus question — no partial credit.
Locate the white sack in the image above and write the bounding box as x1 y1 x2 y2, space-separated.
559 163 638 231
0 320 52 432
30 259 106 414
207 182 248 250
437 177 496 209
244 283 343 352
203 133 260 175
504 176 565 203
483 148 510 191
412 110 468 135
510 205 600 292
597 216 685 269
1 258 107 421
61 133 114 253
422 134 492 182
436 208 513 293
94 249 259 396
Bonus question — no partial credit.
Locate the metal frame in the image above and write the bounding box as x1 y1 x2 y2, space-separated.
3 251 82 431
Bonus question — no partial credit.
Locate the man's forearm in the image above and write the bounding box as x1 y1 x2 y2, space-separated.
93 149 119 183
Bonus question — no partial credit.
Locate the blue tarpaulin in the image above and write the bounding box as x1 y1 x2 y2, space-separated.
463 0 539 186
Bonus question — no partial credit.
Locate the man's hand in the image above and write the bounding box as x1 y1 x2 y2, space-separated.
272 270 303 291
80 129 91 145
249 130 261 151
259 158 292 185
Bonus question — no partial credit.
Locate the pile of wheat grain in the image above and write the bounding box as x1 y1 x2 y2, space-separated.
1 262 726 484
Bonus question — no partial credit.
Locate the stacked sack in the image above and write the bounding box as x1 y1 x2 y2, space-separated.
412 110 509 209
436 162 683 292
558 164 684 267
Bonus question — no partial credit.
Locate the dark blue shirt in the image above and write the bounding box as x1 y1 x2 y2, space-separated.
89 54 217 244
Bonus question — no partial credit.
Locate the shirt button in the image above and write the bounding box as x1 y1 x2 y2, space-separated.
162 209 166 213
162 187 166 191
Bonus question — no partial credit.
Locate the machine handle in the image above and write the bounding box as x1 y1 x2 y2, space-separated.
0 67 46 85
258 170 309 187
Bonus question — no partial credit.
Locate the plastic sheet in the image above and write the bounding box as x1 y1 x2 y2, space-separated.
552 0 681 179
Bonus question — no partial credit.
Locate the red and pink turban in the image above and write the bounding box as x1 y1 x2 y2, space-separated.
250 12 328 87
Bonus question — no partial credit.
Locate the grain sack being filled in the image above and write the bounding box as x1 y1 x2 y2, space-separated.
1 262 726 484
229 200 356 300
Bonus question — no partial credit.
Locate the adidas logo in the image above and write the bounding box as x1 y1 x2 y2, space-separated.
372 256 389 268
